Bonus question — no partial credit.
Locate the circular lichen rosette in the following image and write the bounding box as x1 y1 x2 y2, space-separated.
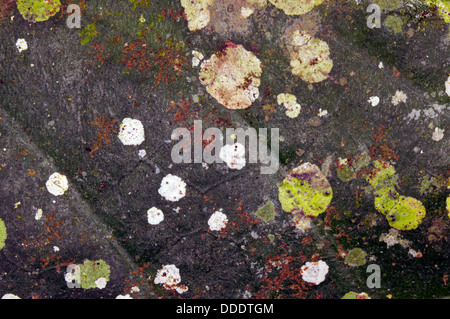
199 41 262 110
0 218 6 251
290 37 333 83
268 0 324 15
385 196 426 231
278 163 333 217
17 0 61 22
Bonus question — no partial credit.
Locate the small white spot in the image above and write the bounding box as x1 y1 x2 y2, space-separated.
158 174 186 202
138 149 147 158
240 6 254 18
432 127 445 141
116 294 133 299
53 246 60 252
95 277 108 289
208 210 228 231
46 172 69 196
2 294 21 299
131 286 140 293
191 50 204 67
318 108 328 117
16 38 28 53
154 264 186 292
118 118 145 146
445 76 450 97
35 208 43 220
219 143 246 170
391 90 407 106
147 207 164 225
300 260 329 285
368 96 380 107
378 62 384 69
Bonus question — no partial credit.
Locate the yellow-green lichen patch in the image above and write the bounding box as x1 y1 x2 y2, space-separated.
366 160 398 191
344 248 367 267
199 42 262 109
371 0 404 12
255 201 276 222
385 196 426 230
446 195 450 219
383 15 404 35
79 259 111 289
374 187 399 215
180 0 215 31
278 163 333 217
342 291 370 299
17 0 61 23
0 218 6 251
289 37 333 83
426 0 450 23
268 0 324 16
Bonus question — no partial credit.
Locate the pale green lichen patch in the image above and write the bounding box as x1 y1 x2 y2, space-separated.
371 0 404 12
383 15 404 35
342 291 370 299
344 248 367 267
79 259 111 289
385 196 426 230
17 0 61 22
278 163 333 217
289 37 333 83
268 0 324 16
255 201 276 222
0 218 6 251
199 42 262 109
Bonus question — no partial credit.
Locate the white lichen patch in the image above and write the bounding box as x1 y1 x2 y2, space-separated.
118 118 145 146
46 172 69 196
289 37 333 83
199 42 262 110
191 50 204 67
293 214 312 233
446 75 450 97
318 108 328 117
116 294 133 299
1 293 21 299
180 0 214 31
432 127 445 141
95 277 108 289
158 174 187 202
147 207 164 225
300 260 329 285
35 208 43 220
219 143 246 170
208 210 228 231
368 96 380 107
16 38 28 53
277 93 301 118
154 264 188 293
240 6 255 18
268 0 324 15
391 90 407 106
138 149 146 158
